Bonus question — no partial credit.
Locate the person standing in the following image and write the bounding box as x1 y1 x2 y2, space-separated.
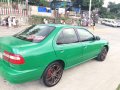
60 20 65 24
8 16 12 28
43 18 48 24
12 17 16 27
92 19 96 30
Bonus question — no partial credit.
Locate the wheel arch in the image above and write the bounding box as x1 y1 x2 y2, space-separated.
47 60 65 69
104 45 109 51
41 59 65 78
55 60 65 69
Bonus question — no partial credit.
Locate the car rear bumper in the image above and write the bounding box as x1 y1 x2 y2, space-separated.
0 60 43 83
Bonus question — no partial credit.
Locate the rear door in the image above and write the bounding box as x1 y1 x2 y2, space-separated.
53 28 84 68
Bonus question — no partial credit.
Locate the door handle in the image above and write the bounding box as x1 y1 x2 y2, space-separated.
83 46 87 49
60 50 64 53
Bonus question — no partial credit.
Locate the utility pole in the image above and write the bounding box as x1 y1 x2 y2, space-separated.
26 0 28 15
7 0 10 6
89 0 92 19
26 0 28 8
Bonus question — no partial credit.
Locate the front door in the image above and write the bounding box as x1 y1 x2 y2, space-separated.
76 28 102 60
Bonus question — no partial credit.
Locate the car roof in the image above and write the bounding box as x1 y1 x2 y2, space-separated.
41 24 83 28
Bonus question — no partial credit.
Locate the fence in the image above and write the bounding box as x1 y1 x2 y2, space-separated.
0 7 30 16
0 1 31 25
0 0 30 16
0 0 26 5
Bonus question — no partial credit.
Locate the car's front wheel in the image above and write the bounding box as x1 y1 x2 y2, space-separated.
42 62 63 87
96 47 108 61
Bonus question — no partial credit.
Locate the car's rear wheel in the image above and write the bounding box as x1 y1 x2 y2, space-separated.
42 62 63 87
96 47 108 61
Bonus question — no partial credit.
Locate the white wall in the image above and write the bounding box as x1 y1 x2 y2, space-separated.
30 6 52 17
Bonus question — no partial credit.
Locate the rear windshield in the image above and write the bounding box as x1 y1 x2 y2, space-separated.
14 25 55 42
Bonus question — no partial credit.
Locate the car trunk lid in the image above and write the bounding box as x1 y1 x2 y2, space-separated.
0 36 36 67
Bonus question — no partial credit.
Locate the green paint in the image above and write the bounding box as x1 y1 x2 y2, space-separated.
0 24 109 83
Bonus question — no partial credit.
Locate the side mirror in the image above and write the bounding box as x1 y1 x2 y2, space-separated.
95 36 100 40
56 40 63 45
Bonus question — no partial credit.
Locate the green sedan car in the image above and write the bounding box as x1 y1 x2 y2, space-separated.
0 24 109 87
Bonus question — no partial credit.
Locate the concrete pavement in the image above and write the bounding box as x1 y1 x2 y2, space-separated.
0 24 120 90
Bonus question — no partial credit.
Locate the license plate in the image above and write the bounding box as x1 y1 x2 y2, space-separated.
0 52 3 59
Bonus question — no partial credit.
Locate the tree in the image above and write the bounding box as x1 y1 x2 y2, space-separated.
99 7 108 18
40 0 49 7
108 2 120 14
50 0 57 10
99 2 120 19
71 0 104 10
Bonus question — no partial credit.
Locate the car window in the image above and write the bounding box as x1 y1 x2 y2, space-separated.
77 28 94 42
57 28 78 44
14 25 55 43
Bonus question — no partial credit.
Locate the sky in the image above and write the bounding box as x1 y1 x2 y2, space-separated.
103 0 120 7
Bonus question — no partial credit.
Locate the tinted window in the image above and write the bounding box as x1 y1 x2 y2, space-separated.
56 31 64 44
77 28 94 42
14 25 55 42
57 28 78 44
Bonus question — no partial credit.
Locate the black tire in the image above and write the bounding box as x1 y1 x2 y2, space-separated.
96 47 108 61
42 62 63 87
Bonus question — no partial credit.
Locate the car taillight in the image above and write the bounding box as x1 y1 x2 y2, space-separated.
3 51 24 64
